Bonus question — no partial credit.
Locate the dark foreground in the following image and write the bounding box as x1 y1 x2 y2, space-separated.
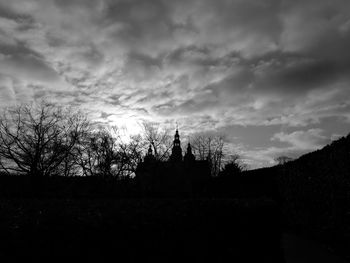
0 198 284 262
282 233 348 263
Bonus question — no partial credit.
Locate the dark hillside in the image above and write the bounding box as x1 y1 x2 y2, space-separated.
211 166 281 201
270 134 350 258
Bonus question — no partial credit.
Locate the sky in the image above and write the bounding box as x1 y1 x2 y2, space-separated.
0 0 350 168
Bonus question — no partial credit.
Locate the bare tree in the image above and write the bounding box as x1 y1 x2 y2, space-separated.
191 133 225 176
116 135 143 178
58 150 81 177
275 156 293 165
0 102 88 176
75 128 118 177
75 127 144 178
140 121 172 161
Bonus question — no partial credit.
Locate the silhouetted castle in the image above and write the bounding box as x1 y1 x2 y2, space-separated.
136 129 211 196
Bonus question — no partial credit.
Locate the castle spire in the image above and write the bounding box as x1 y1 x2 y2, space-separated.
144 144 155 163
147 144 153 155
184 142 195 163
170 128 182 162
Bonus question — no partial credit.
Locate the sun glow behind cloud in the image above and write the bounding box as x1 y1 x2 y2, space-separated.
109 116 143 141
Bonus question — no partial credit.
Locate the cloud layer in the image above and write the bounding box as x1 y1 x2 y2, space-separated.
1 0 350 167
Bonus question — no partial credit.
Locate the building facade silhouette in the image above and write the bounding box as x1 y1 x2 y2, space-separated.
136 129 211 196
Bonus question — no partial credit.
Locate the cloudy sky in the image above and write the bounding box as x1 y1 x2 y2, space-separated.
0 0 350 168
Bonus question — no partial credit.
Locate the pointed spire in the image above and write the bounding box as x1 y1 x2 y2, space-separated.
175 122 180 139
187 143 192 154
170 128 182 162
144 144 155 163
174 128 180 144
147 144 153 155
184 142 195 163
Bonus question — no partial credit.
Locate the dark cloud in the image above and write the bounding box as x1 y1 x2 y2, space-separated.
253 56 348 94
0 4 33 21
123 51 163 81
102 0 176 53
0 54 60 82
165 45 215 67
100 111 113 119
0 41 41 57
53 0 99 10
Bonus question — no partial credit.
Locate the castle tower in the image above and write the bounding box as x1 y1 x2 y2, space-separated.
144 144 155 163
147 144 153 155
184 143 195 163
170 129 183 162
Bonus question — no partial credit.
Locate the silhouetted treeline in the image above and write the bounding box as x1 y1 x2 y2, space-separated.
0 102 235 179
210 167 280 200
